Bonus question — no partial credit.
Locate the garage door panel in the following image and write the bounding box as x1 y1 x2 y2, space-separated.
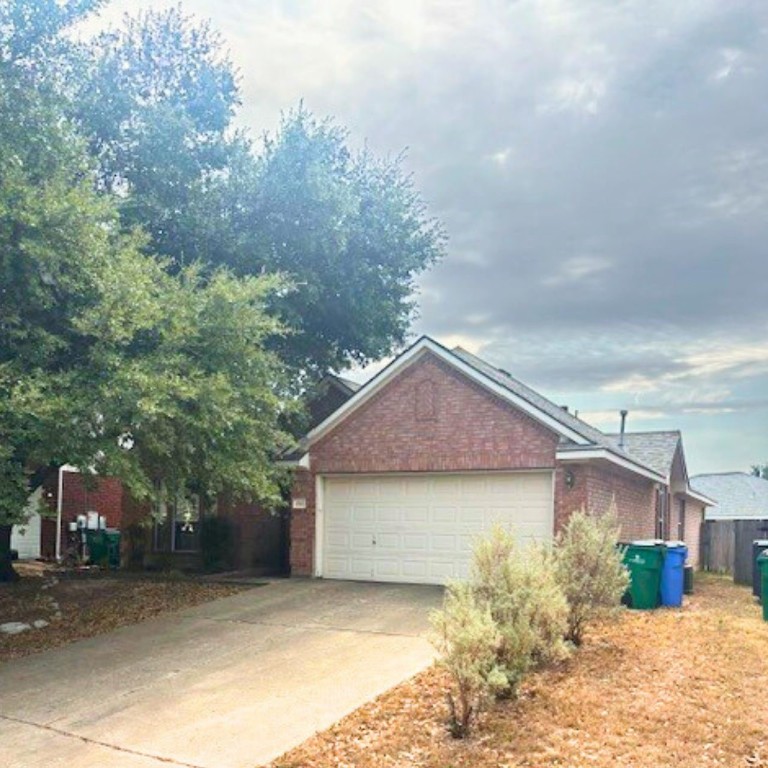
404 506 429 523
376 507 400 524
376 532 400 549
431 533 456 551
433 506 458 524
351 505 375 523
402 560 428 578
322 472 553 585
325 531 351 548
403 533 429 550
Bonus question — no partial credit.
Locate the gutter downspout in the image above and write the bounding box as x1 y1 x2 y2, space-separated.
55 464 76 562
55 465 64 562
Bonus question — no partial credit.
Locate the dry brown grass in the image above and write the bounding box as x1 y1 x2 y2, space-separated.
0 564 246 663
272 573 768 768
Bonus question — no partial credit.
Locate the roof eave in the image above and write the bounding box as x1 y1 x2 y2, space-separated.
556 446 666 483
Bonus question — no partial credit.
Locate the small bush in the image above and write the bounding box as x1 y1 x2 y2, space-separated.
470 527 569 696
430 582 506 738
554 506 630 646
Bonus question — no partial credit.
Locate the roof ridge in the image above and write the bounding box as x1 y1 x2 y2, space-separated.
609 429 681 437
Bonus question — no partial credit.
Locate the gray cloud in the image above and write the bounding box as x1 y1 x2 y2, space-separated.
85 0 768 471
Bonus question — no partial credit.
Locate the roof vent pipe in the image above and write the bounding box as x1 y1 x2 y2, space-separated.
619 409 628 449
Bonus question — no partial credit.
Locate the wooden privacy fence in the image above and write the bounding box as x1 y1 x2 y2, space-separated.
701 519 768 583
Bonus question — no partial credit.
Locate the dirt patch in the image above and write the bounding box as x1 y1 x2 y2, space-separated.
271 573 768 768
0 563 248 663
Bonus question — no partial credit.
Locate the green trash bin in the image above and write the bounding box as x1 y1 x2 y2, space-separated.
85 529 108 567
622 541 665 610
85 529 121 569
104 529 121 570
758 552 768 622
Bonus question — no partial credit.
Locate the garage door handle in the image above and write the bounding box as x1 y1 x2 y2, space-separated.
372 535 376 546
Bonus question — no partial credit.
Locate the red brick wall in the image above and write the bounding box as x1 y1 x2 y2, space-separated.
289 469 316 576
553 465 589 533
683 502 704 568
40 471 126 560
311 353 560 474
589 463 657 541
554 461 658 542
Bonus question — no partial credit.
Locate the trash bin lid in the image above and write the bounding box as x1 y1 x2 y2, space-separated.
753 540 768 546
631 539 665 547
664 540 687 548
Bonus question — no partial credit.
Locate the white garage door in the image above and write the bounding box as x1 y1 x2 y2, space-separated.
321 472 553 584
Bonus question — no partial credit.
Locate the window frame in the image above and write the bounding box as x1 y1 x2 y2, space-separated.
153 491 202 553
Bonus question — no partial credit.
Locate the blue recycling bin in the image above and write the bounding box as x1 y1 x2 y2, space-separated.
660 542 687 607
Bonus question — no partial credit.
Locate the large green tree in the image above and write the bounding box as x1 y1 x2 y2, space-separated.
0 1 291 579
74 8 444 379
75 6 241 265
211 108 446 378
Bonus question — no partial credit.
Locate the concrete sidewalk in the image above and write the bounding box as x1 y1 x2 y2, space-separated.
0 579 441 768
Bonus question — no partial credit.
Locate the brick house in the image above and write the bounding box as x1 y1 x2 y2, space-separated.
286 336 713 584
15 375 358 571
30 469 285 573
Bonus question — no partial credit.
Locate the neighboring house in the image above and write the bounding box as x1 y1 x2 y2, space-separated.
306 374 361 428
16 374 358 572
607 430 711 564
286 336 712 584
10 487 44 560
691 472 768 521
691 472 768 581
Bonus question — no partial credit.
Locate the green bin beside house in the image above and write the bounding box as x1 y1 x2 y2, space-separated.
758 552 768 622
622 542 665 610
85 529 121 569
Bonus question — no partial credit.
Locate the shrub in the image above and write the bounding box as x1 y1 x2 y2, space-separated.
554 506 630 646
470 527 569 696
430 582 506 738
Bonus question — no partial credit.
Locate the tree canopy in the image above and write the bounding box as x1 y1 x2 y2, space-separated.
73 7 444 377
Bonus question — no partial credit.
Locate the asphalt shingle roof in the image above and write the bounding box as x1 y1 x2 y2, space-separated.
691 473 768 520
451 347 629 455
606 431 681 477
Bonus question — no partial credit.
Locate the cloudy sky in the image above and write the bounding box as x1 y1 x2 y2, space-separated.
86 0 768 474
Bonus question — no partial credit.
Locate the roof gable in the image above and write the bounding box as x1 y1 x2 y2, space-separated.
609 431 682 478
303 336 593 448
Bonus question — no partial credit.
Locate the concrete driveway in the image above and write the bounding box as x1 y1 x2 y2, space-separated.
0 579 441 768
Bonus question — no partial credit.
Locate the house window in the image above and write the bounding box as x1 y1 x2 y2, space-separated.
154 492 201 552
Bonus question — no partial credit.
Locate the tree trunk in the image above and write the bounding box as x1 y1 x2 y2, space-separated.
0 524 20 582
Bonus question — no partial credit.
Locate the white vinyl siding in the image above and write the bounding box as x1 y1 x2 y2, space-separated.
11 489 43 559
